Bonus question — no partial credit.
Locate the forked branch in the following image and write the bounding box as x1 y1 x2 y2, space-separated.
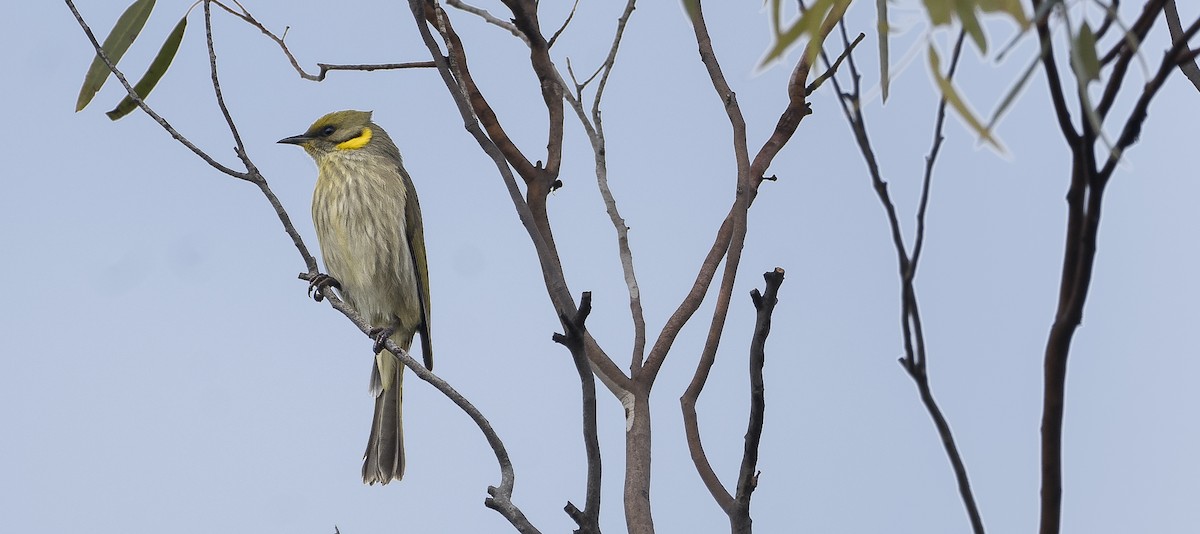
822 23 985 533
554 292 602 534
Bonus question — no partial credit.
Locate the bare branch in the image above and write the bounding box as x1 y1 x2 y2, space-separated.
1040 10 1200 534
805 32 864 95
1165 0 1200 91
421 1 629 397
554 292 602 534
1030 0 1080 143
202 1 249 168
822 23 986 533
1096 0 1168 119
676 2 817 528
730 268 785 534
446 0 528 44
553 0 647 375
547 0 582 49
209 0 434 81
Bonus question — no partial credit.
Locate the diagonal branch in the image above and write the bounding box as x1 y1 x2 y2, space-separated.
446 0 527 43
1164 0 1200 91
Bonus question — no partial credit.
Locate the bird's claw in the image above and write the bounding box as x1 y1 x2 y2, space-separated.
369 326 396 354
307 273 341 302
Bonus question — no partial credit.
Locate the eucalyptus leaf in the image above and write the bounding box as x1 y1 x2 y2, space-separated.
75 0 156 112
107 15 187 121
761 0 835 67
928 44 1001 150
681 0 700 20
1072 23 1100 84
923 0 952 26
955 2 988 53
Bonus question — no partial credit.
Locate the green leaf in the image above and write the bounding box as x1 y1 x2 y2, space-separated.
987 50 1041 130
681 0 700 20
76 0 157 112
877 0 890 102
107 15 186 121
955 2 988 53
761 0 835 66
978 0 1029 27
923 0 952 26
928 44 1002 151
1072 23 1100 84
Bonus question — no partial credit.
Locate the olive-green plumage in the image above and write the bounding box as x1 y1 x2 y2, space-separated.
279 110 432 485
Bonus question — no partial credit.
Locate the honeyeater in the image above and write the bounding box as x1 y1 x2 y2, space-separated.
278 110 432 485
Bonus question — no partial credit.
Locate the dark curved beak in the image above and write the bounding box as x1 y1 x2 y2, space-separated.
277 134 312 145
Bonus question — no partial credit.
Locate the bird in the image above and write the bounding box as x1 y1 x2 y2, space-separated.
278 110 432 485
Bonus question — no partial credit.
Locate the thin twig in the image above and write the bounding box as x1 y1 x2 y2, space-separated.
1031 0 1080 143
823 22 985 533
554 0 646 375
806 32 864 95
446 0 528 44
1164 0 1200 91
202 1 248 167
547 0 581 49
209 0 435 81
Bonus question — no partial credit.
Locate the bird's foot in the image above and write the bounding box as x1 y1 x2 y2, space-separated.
307 273 341 302
368 326 396 354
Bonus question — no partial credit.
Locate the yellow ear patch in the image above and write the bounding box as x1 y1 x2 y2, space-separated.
336 127 372 150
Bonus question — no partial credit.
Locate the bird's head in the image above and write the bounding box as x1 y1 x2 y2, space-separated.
278 110 378 160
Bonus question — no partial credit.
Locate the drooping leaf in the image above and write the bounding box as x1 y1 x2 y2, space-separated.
979 0 1029 27
76 0 157 112
107 15 187 120
1071 23 1101 84
928 44 1002 151
877 0 890 102
955 1 988 53
923 0 952 26
761 0 836 67
987 50 1041 130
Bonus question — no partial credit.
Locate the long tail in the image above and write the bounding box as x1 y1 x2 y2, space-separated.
363 346 404 485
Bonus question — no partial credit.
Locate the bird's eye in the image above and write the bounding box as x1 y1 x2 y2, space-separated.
320 126 336 137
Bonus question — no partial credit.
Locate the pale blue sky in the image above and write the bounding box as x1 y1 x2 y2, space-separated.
4 1 1198 533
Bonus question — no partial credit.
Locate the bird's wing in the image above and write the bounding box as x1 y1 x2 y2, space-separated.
400 165 434 371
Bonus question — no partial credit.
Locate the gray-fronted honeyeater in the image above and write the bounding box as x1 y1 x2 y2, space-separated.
278 110 432 485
